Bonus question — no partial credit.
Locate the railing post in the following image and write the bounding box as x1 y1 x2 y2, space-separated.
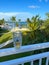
46 57 49 65
31 61 33 65
39 58 42 65
22 63 24 65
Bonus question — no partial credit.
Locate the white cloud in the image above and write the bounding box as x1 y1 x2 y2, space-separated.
0 12 30 16
28 5 40 8
0 12 32 21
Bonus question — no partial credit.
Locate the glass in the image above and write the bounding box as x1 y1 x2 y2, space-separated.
13 31 22 49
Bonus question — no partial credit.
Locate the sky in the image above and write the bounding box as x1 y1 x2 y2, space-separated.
0 0 49 21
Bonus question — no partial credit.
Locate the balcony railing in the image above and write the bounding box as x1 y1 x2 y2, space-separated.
0 42 49 65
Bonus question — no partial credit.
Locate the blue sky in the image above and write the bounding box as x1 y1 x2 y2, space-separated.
0 0 49 21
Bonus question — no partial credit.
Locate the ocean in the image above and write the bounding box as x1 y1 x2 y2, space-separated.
5 21 27 29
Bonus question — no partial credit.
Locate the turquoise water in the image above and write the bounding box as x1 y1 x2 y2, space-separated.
5 21 27 29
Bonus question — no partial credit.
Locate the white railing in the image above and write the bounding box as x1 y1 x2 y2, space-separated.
0 42 49 65
0 39 13 48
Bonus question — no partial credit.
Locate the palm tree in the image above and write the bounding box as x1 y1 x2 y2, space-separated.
10 16 19 27
10 16 16 22
27 15 40 31
27 18 31 28
0 18 5 25
18 19 21 28
44 13 49 36
27 15 41 43
46 13 49 19
18 19 21 22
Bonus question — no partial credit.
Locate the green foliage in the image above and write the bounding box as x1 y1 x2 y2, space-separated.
0 14 49 64
0 13 49 44
0 32 12 44
10 16 16 22
46 12 49 18
0 27 9 36
0 18 5 25
26 14 49 43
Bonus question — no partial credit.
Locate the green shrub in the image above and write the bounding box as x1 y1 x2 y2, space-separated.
0 32 12 44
